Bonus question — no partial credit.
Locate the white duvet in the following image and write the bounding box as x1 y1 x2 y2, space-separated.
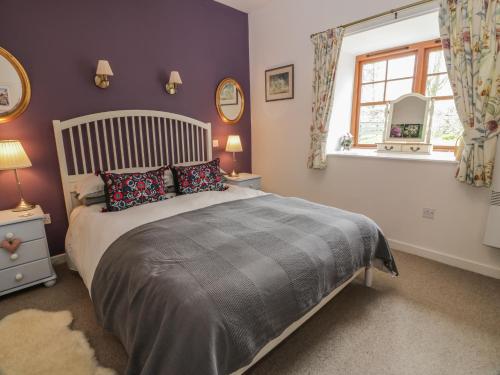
66 185 268 291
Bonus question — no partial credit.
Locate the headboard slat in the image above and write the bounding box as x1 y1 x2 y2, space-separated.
54 110 212 218
69 127 78 175
145 117 151 167
86 124 95 172
118 118 125 169
77 124 87 174
132 117 138 167
159 118 165 166
110 119 118 170
95 121 103 171
102 119 111 170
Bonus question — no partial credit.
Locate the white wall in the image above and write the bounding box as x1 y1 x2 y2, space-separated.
249 0 500 278
326 50 355 152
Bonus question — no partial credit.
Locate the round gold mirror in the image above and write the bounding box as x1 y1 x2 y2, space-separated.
0 47 31 124
215 78 244 125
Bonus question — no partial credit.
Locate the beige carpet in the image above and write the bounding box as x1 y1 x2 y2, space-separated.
0 309 114 375
0 251 499 375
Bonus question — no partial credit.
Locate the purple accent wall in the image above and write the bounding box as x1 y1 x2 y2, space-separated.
0 0 251 255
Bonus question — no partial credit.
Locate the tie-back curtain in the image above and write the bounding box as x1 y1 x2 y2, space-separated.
307 27 344 169
439 0 500 187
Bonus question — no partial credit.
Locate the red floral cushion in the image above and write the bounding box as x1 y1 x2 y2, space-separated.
100 167 168 212
172 159 226 195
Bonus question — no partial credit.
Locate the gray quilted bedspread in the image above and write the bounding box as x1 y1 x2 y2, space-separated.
91 194 398 375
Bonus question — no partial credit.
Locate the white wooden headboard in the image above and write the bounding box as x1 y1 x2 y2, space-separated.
53 110 212 218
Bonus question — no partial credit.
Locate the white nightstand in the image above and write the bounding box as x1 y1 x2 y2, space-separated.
0 206 56 296
225 173 262 190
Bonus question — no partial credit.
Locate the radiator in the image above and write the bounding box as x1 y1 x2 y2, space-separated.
483 140 500 248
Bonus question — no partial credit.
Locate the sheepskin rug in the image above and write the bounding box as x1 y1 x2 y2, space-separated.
0 309 115 375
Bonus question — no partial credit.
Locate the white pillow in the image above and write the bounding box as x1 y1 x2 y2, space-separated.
75 175 104 198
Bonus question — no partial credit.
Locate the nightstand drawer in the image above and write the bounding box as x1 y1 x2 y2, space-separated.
0 239 48 270
0 259 52 292
0 219 45 243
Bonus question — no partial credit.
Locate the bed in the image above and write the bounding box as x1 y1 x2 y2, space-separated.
53 110 398 375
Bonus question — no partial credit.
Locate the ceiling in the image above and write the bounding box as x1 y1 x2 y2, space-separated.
213 0 272 13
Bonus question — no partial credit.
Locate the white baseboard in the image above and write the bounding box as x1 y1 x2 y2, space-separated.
388 239 500 279
50 253 66 266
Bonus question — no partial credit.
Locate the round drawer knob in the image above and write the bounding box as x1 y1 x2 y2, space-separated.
5 232 14 240
10 253 19 261
15 273 24 282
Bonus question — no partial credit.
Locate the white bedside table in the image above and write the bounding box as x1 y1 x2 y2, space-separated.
225 173 262 190
0 206 57 296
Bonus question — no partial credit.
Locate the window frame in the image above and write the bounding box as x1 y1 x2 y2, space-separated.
350 39 455 151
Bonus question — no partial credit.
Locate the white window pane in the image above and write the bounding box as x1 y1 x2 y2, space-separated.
387 55 415 80
385 79 413 101
362 61 386 83
427 50 447 74
361 82 385 103
426 73 453 97
430 99 463 146
358 105 387 144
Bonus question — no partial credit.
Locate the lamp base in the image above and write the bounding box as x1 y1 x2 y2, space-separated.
12 198 36 212
229 170 239 178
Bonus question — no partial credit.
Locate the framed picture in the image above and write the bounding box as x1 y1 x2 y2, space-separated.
389 123 424 139
265 64 294 102
220 82 239 106
0 86 10 107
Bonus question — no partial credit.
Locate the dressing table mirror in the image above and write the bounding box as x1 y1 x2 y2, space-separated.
377 93 434 154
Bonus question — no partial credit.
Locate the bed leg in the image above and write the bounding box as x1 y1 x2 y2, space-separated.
364 266 373 287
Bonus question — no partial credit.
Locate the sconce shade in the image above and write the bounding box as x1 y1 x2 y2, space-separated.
225 135 243 153
96 60 114 76
169 71 182 85
0 140 32 170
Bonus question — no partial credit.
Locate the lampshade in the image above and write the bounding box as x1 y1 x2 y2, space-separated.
225 135 243 152
96 60 114 76
0 140 32 170
169 71 182 85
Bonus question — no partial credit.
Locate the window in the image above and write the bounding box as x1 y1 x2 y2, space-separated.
351 40 462 149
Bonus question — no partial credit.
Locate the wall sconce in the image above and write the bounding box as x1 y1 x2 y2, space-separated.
94 60 114 89
166 71 182 95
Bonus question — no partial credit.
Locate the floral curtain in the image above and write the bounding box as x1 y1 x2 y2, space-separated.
439 0 500 187
307 27 344 169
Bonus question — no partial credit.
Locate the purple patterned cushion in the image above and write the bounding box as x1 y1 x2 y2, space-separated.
172 159 226 195
100 167 168 212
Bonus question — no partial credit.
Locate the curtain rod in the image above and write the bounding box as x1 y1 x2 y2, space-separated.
310 0 437 38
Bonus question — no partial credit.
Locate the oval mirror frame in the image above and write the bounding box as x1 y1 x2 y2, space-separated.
215 78 244 125
0 47 31 124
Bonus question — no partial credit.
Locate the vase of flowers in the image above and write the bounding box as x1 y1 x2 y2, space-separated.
339 133 353 151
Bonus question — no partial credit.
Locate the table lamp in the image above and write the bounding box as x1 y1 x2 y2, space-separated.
225 135 243 177
0 140 35 211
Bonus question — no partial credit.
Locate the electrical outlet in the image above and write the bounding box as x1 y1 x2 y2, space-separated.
422 208 436 220
43 213 52 225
